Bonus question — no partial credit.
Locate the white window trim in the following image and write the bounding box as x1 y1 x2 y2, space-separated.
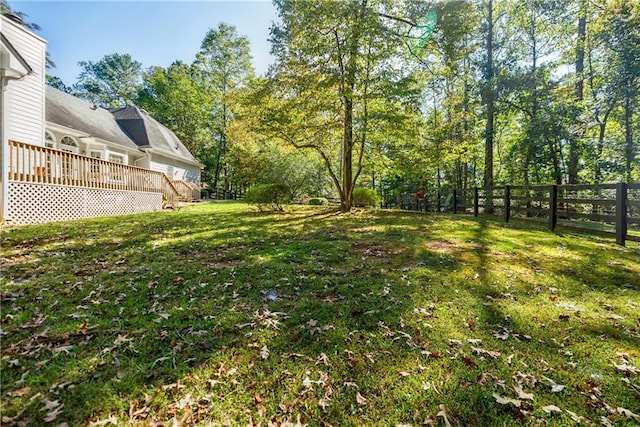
59 135 79 154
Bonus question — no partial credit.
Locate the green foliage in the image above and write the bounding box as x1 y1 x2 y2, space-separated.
308 197 329 206
45 75 72 93
200 188 213 199
137 62 210 156
193 23 255 189
243 183 292 211
226 139 330 200
260 0 424 211
73 53 142 108
352 187 379 208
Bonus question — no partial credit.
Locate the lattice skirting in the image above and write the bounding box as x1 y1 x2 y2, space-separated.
6 182 163 225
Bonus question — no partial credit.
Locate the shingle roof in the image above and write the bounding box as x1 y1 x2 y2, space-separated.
45 86 139 150
111 107 199 164
45 87 201 166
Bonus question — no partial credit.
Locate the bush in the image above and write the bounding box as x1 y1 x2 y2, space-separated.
308 197 329 206
244 184 292 211
352 188 379 208
200 188 212 199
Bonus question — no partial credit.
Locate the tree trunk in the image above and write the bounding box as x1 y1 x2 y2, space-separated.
342 96 354 211
625 92 634 183
484 0 495 212
569 0 586 184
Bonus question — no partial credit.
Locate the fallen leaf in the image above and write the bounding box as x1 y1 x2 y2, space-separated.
513 385 534 400
42 399 60 410
398 371 411 377
471 346 501 359
614 363 639 375
492 393 521 407
88 415 118 426
617 407 640 421
355 392 367 406
9 387 31 397
316 353 330 366
260 345 269 360
461 356 477 368
43 406 64 422
78 319 88 335
542 405 562 414
540 376 566 393
436 404 452 427
566 410 585 422
113 335 133 346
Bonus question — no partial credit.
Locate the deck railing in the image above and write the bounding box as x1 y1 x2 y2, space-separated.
8 140 179 209
172 179 200 202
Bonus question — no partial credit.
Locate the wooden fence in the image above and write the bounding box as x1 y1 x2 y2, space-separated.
392 183 640 246
8 140 180 209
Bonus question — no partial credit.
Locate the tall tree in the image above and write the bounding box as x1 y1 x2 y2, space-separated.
567 0 587 184
193 23 255 192
137 62 209 155
260 0 422 211
602 0 640 182
482 0 495 190
73 53 142 108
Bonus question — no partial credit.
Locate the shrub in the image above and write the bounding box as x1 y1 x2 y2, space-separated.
200 188 212 199
352 187 379 208
244 184 292 211
308 197 329 206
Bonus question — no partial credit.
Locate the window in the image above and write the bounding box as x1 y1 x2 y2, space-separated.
108 154 125 182
108 154 124 164
44 132 55 176
59 136 78 180
59 136 78 153
89 151 102 175
45 131 56 148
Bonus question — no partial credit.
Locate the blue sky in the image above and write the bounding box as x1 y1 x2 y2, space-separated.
11 0 278 85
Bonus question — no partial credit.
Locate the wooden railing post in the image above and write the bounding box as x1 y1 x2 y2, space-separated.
549 185 558 231
616 182 627 246
474 187 479 217
504 185 511 223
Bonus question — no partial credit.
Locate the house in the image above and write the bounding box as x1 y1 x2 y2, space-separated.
1 13 202 225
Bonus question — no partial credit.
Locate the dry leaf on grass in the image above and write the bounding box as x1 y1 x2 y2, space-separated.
542 405 562 414
492 393 521 407
540 376 566 393
513 385 534 400
436 404 452 427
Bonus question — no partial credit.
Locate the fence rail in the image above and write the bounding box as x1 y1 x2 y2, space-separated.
392 183 640 246
8 140 179 209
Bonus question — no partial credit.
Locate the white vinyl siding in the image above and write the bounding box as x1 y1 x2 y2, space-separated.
3 19 46 146
149 155 201 185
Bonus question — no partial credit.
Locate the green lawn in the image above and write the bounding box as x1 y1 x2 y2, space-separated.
1 202 639 426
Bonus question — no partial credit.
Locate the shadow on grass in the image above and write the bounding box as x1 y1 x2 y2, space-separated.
1 205 639 425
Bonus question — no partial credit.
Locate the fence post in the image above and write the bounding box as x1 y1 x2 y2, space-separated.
453 189 458 214
549 185 558 231
616 182 628 246
504 185 511 223
474 187 479 217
